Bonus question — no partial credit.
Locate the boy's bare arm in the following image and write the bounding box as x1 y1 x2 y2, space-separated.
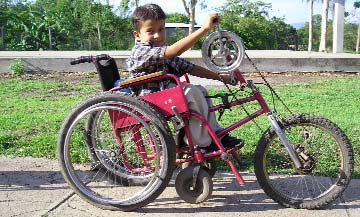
164 13 220 58
189 65 232 84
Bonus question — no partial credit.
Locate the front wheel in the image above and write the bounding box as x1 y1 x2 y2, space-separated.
255 114 354 209
175 166 213 204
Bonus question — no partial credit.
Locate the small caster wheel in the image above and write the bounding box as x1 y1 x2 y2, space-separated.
175 166 213 204
181 159 217 177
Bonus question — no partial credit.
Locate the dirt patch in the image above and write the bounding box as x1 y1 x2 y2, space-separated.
1 71 359 85
0 71 99 84
241 72 360 85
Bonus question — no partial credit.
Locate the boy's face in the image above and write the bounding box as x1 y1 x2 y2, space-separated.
133 19 166 47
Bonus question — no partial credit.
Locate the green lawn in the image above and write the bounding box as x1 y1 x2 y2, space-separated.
0 73 359 177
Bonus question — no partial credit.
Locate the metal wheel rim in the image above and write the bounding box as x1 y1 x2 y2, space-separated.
202 30 245 73
63 104 166 205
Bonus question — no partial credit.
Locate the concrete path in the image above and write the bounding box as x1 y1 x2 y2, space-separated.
0 156 359 217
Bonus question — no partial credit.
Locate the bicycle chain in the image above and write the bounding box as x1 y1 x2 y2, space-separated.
217 71 264 132
216 51 296 132
244 52 294 115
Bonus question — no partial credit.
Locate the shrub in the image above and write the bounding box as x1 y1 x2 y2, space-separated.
9 58 25 75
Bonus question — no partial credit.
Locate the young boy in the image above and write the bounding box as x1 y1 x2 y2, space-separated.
126 3 242 150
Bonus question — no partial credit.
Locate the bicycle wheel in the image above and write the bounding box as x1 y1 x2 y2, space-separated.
84 109 150 185
57 92 176 211
255 114 354 209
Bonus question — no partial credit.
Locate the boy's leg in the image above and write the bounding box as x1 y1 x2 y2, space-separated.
182 84 221 147
191 85 222 132
183 84 243 149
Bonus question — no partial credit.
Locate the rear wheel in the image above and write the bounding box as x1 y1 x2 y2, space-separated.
255 114 354 209
57 92 176 211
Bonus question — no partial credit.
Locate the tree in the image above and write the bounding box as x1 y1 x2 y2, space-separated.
355 0 360 52
219 0 295 50
220 0 271 18
181 0 206 35
344 22 358 51
319 0 329 52
0 0 29 49
269 17 297 50
219 0 271 49
0 1 8 49
298 14 334 51
166 12 190 23
3 0 134 51
181 0 196 35
307 0 314 51
119 0 138 17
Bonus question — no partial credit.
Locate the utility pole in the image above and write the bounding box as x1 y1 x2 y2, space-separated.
333 0 345 53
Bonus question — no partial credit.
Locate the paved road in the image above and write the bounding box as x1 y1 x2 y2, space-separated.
0 156 359 217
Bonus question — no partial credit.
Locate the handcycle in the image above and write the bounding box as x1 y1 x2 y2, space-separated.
57 29 354 211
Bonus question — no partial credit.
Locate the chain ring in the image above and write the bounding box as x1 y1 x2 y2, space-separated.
201 30 245 73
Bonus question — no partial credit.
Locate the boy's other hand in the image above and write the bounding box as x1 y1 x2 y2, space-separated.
203 13 221 30
219 73 238 86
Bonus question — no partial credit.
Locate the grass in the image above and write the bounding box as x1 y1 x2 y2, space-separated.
0 73 101 158
209 78 360 177
0 73 359 177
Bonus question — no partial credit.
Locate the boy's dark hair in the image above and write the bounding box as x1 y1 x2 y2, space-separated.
132 4 166 31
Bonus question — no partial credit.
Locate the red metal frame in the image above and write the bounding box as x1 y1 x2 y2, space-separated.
108 70 271 185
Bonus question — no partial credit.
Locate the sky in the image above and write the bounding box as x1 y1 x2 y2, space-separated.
109 0 358 26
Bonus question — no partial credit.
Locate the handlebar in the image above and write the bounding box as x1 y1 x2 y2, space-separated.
70 54 110 65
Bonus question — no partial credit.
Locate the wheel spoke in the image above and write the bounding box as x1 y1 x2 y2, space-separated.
58 93 175 210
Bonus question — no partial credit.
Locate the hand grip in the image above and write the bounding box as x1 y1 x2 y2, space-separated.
70 54 110 65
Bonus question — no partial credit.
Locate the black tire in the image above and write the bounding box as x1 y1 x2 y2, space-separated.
57 92 176 211
255 114 354 209
175 166 213 204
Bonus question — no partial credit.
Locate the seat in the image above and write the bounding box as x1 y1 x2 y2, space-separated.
94 58 120 91
114 71 190 118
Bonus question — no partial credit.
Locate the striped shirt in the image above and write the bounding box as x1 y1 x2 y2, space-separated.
126 41 195 95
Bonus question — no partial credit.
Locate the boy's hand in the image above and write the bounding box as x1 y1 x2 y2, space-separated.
165 13 220 58
220 73 238 85
203 13 221 30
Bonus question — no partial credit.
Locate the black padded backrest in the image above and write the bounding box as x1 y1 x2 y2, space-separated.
94 58 120 91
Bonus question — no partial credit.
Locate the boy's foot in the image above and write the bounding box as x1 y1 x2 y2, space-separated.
205 134 244 151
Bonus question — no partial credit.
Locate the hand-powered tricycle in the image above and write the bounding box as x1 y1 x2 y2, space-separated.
57 30 354 211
